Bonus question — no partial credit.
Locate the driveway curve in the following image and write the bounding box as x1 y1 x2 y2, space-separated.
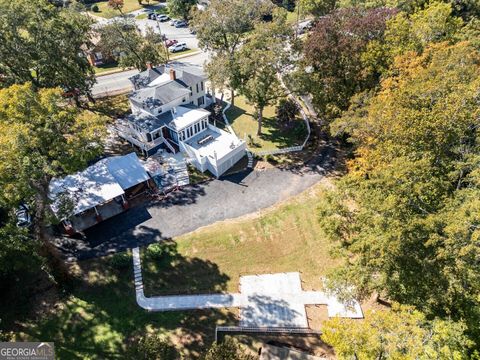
57 144 336 260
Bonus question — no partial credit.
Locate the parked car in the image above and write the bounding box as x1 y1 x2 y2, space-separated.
156 14 170 22
165 39 178 47
169 19 179 26
147 11 156 20
189 28 196 35
15 204 31 228
174 20 187 28
169 42 187 53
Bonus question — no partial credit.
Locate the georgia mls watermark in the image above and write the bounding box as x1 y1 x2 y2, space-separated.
0 342 54 360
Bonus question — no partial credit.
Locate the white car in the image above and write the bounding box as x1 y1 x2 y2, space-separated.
169 19 179 26
169 42 187 53
156 14 169 22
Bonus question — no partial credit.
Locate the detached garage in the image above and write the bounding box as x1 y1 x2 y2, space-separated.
49 153 150 234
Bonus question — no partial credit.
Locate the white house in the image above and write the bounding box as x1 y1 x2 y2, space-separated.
117 64 246 178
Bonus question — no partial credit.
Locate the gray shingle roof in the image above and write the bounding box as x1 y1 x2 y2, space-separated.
128 64 205 90
126 111 174 133
128 82 191 111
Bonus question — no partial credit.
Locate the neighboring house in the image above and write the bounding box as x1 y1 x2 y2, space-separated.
49 153 151 234
117 64 246 178
81 33 111 67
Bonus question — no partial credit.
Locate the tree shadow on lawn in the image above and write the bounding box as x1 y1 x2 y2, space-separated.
258 117 308 149
141 240 230 297
224 104 247 126
23 228 236 359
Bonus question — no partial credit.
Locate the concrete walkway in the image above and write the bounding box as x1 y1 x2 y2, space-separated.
132 247 363 327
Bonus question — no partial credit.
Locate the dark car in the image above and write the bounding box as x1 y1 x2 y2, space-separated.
15 204 32 228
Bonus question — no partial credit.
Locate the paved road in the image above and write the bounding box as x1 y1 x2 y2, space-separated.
92 52 208 96
90 3 208 96
55 145 336 260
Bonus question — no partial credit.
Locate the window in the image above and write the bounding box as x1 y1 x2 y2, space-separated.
196 83 199 93
182 98 186 102
201 81 204 91
197 96 204 106
195 123 200 133
189 86 192 95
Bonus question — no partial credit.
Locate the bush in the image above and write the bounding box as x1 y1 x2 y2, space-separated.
91 4 99 12
276 98 300 123
203 337 255 360
109 252 131 269
146 241 176 260
126 335 177 360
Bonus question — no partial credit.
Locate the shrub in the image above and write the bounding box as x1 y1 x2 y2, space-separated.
146 242 176 260
109 252 131 269
276 98 299 123
126 335 177 360
91 4 99 12
203 337 255 360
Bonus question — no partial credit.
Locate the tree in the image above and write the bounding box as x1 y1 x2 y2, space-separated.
191 0 271 105
320 41 480 343
108 0 124 13
383 2 463 61
203 337 255 360
0 225 43 288
276 98 300 124
0 84 105 263
236 12 291 135
167 0 197 21
291 7 397 121
0 0 95 101
126 335 177 360
98 21 166 71
299 0 336 17
322 305 473 359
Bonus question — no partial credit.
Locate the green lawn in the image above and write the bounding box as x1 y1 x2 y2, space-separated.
93 63 123 75
169 48 199 59
13 183 335 358
226 96 308 151
89 0 161 18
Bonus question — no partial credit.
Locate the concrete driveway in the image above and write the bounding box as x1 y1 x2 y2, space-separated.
56 145 336 260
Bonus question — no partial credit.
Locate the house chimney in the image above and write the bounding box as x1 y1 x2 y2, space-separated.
170 68 176 80
146 61 152 70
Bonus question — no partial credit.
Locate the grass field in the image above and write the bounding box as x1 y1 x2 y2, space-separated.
89 0 161 18
13 182 335 358
226 96 308 151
